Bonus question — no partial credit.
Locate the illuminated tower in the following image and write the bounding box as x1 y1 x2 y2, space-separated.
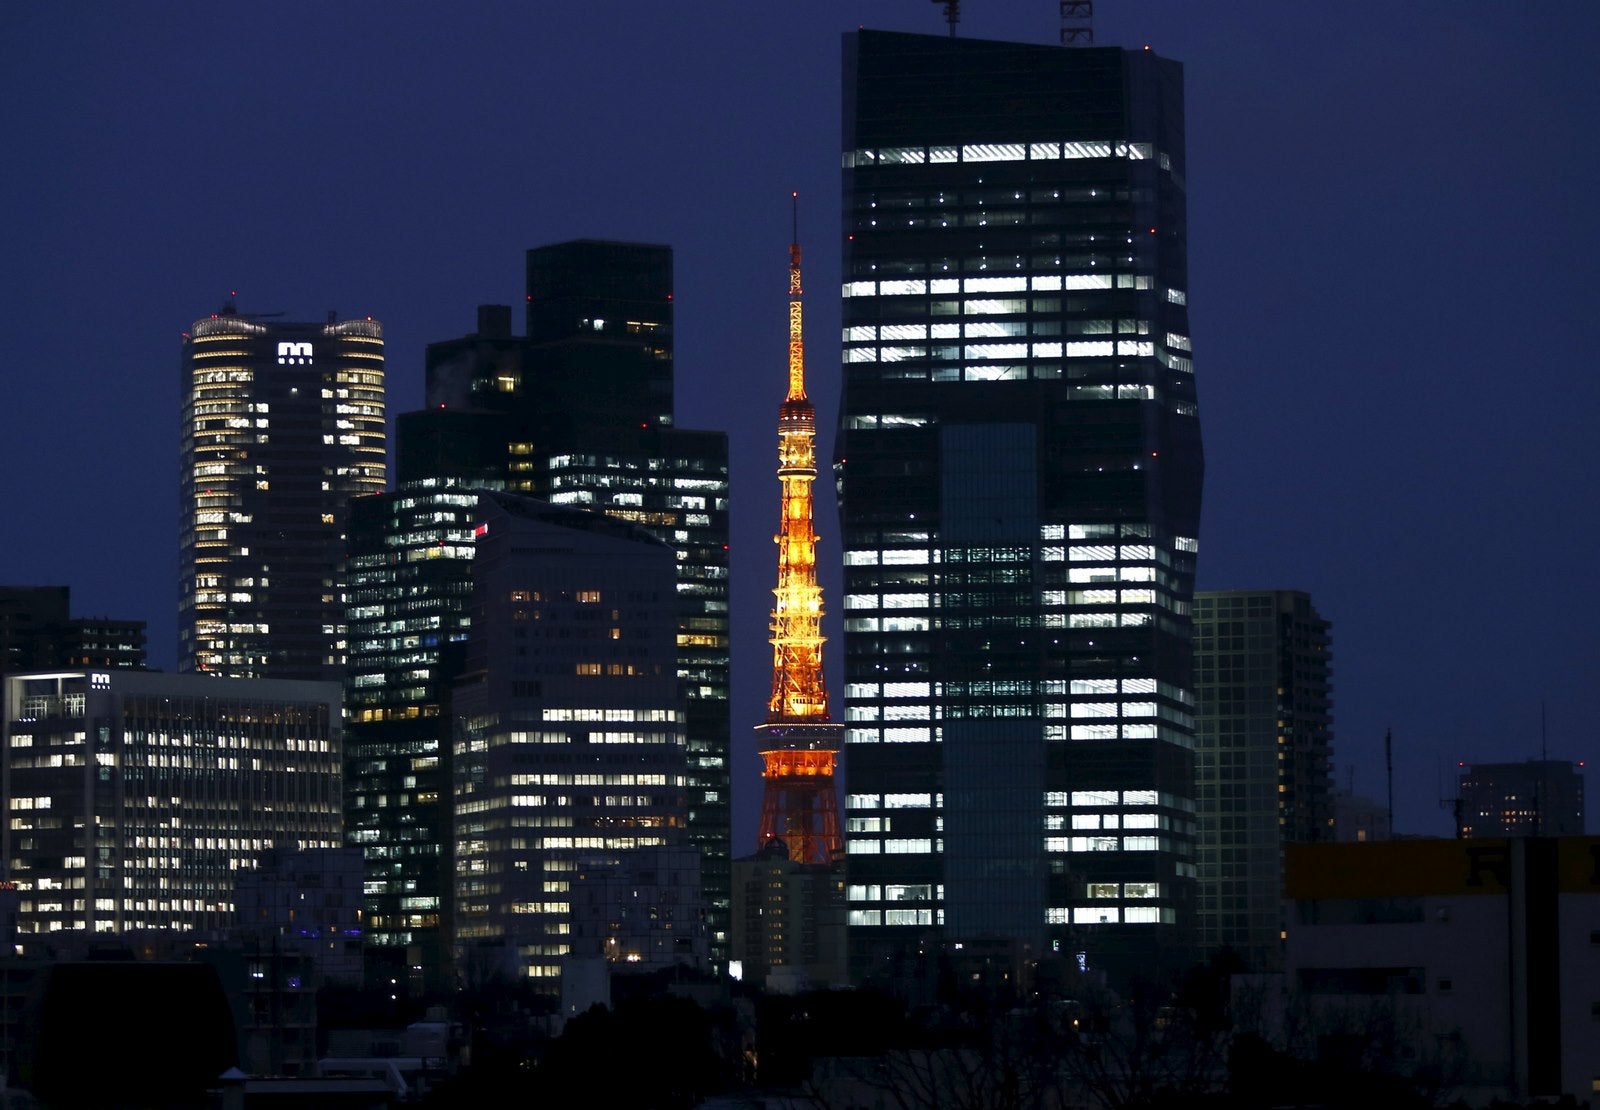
755 203 843 866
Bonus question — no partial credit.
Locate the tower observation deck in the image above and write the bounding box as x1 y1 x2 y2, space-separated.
754 200 843 866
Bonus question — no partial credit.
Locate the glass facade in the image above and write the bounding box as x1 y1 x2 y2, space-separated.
837 31 1203 982
180 309 387 682
343 482 480 976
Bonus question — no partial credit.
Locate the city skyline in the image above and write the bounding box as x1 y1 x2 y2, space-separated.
3 2 1596 849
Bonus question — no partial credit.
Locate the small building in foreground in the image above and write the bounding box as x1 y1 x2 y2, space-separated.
1252 837 1600 1105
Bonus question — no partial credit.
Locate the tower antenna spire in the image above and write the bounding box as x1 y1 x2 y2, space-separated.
755 198 843 865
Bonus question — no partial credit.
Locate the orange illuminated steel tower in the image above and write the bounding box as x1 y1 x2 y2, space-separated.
755 199 843 866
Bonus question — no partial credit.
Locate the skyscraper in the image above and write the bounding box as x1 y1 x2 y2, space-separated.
344 242 732 975
1192 589 1333 969
343 482 478 986
836 30 1202 982
181 305 387 681
452 493 691 983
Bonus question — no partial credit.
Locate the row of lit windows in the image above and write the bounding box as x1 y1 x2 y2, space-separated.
844 139 1158 166
1048 812 1166 830
849 883 936 901
846 839 935 854
849 908 938 926
844 274 1154 298
1048 907 1175 925
848 320 1173 341
1044 835 1169 853
847 339 1158 363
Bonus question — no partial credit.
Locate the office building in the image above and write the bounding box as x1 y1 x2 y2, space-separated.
1458 760 1585 838
1192 590 1333 969
180 304 387 681
346 242 731 975
524 242 730 959
1 669 342 937
342 482 478 988
451 493 689 984
836 30 1202 983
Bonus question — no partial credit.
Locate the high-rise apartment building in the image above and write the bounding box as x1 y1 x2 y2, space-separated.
452 493 690 983
1 670 343 937
836 31 1202 982
1192 589 1333 969
1458 760 1585 838
181 305 387 681
344 242 731 977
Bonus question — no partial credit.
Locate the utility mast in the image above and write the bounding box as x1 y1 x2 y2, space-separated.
754 195 844 865
1060 0 1094 44
929 0 959 36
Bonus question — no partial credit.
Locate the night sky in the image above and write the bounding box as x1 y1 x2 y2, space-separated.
4 2 1596 847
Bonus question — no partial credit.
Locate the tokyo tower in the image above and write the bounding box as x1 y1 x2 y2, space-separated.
754 197 843 865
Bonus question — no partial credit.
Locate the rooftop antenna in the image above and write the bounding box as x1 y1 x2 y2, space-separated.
1060 0 1094 44
1385 727 1394 834
930 0 958 36
1439 757 1465 839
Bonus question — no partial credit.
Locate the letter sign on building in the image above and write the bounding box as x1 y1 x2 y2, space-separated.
277 341 314 365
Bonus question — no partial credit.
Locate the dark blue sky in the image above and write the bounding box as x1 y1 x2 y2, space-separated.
3 2 1596 846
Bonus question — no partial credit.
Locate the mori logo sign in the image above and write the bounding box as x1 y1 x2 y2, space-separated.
89 672 111 690
277 341 313 365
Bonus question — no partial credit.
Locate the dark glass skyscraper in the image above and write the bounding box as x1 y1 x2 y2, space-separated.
836 31 1202 982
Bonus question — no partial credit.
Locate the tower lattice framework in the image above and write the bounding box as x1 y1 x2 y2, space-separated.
755 200 843 865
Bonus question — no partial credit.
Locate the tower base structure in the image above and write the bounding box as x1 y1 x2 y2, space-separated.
755 721 843 866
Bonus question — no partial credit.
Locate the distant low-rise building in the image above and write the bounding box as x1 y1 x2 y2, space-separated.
1332 788 1391 842
1458 759 1584 838
0 586 146 675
